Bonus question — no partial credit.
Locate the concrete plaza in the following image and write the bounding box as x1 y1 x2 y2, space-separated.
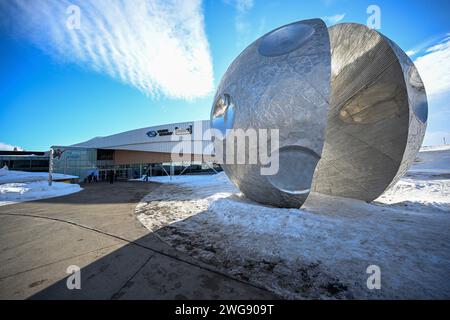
0 182 276 299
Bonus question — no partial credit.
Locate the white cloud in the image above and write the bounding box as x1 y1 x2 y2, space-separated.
0 0 214 100
0 142 23 151
322 13 345 25
224 0 255 48
413 35 450 97
234 0 254 12
405 50 416 57
409 35 450 146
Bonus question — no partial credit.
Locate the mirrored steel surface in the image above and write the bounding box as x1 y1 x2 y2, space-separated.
212 18 331 207
311 23 427 202
211 20 427 207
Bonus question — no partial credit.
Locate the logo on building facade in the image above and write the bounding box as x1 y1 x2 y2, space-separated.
54 148 66 160
146 130 158 138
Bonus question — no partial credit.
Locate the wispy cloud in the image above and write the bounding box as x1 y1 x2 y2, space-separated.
0 142 23 151
413 34 450 97
322 13 345 26
410 35 450 146
224 0 255 48
0 0 214 100
234 0 254 12
322 0 339 6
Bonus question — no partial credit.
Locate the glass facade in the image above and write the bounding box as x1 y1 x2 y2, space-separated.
52 146 97 181
51 146 221 182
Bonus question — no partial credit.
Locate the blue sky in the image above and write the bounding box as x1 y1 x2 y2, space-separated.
0 0 449 150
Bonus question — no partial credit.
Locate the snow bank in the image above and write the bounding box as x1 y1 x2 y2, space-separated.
0 180 82 206
150 172 228 185
0 167 78 184
375 146 450 212
377 178 450 211
130 172 230 188
135 148 450 299
420 145 450 152
411 145 450 176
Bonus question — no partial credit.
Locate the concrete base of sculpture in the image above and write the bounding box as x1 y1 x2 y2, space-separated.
211 20 427 208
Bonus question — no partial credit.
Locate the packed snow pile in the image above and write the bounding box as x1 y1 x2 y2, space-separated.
0 167 81 206
414 144 450 175
146 173 230 187
136 146 450 299
0 181 82 206
420 144 450 152
376 145 450 212
0 167 78 184
377 177 450 212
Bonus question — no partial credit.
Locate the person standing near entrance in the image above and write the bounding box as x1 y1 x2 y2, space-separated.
93 169 99 182
109 169 114 184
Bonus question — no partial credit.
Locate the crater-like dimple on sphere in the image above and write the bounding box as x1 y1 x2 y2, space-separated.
267 145 320 194
259 22 315 57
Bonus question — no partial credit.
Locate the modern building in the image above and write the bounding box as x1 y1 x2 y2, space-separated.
51 120 217 181
0 150 49 172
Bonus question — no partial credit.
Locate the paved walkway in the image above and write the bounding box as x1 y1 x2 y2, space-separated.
0 182 276 299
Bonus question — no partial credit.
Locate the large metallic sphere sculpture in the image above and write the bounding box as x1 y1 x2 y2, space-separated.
211 19 427 208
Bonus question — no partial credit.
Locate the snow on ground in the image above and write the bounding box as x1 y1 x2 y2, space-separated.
377 145 450 212
420 144 450 152
136 147 450 299
0 167 78 184
412 144 450 175
0 181 82 206
377 177 450 212
0 168 82 206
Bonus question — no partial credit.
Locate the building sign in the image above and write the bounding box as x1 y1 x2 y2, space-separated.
175 125 193 135
146 125 192 138
157 129 173 136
